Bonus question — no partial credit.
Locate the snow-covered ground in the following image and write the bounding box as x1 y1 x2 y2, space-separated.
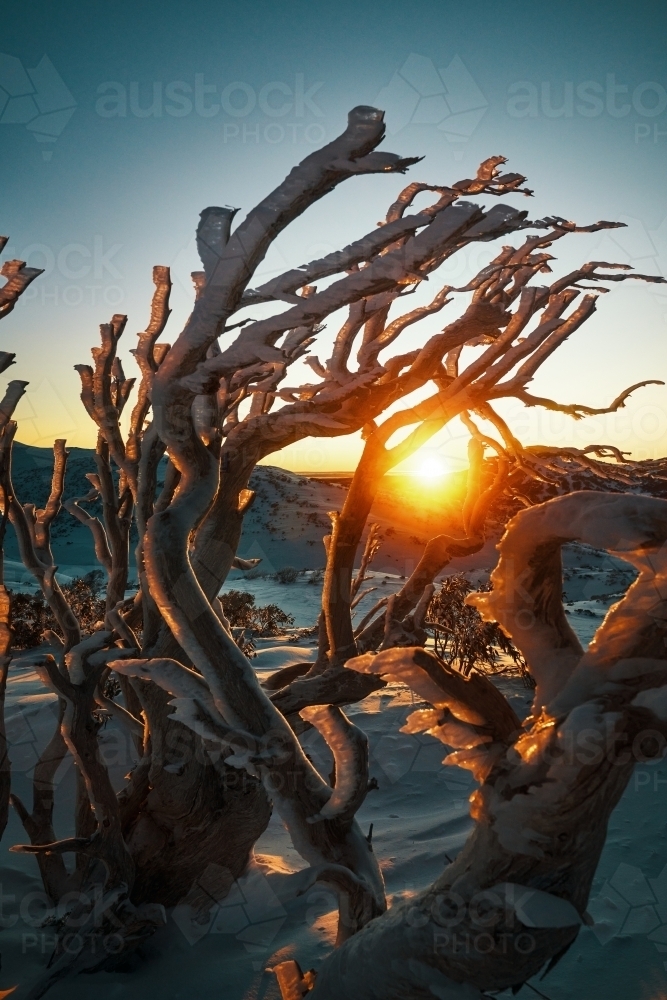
1 454 665 998
3 630 667 999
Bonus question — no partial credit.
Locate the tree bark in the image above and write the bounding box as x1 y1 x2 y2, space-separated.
289 492 667 999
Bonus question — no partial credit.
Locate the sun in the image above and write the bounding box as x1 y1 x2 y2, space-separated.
415 455 448 481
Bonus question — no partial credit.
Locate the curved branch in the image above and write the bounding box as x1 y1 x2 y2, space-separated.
348 645 520 745
505 379 663 419
156 105 422 399
63 489 113 576
299 706 369 824
469 491 667 713
0 257 43 318
0 426 81 650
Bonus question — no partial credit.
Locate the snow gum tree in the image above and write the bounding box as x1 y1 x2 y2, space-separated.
0 107 666 998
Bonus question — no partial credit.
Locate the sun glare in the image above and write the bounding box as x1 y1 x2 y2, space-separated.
415 456 448 481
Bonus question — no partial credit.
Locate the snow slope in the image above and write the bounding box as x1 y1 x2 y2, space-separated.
6 444 498 583
1 447 665 998
3 574 666 998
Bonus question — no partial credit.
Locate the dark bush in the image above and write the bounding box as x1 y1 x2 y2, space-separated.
218 589 295 656
10 577 107 649
426 574 533 685
274 566 299 584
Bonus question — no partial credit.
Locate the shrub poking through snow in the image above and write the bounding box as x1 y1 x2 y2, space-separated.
274 566 299 584
219 589 295 632
218 589 295 656
425 574 531 683
10 577 106 649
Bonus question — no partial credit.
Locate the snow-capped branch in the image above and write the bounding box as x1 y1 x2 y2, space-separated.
294 491 667 999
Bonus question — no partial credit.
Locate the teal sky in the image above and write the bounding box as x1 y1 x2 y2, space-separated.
2 0 667 473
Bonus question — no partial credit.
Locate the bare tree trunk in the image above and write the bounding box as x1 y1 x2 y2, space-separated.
4 431 81 650
94 438 132 614
10 699 71 901
278 492 667 999
121 679 271 906
189 452 256 601
322 441 388 665
142 421 385 909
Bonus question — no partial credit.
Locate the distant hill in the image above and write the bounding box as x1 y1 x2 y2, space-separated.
6 444 494 588
7 442 665 593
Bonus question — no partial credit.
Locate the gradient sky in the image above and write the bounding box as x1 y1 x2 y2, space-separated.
2 0 667 474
